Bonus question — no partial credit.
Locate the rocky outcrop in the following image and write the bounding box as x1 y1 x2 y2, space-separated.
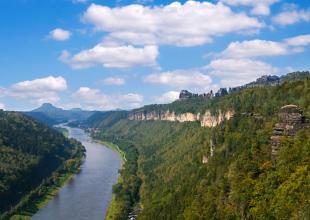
202 140 215 164
179 90 198 99
128 110 234 128
271 105 306 160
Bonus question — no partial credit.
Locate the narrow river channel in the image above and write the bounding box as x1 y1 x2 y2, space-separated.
32 126 122 220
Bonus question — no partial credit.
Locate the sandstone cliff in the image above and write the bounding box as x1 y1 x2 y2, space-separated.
271 105 306 160
128 110 234 127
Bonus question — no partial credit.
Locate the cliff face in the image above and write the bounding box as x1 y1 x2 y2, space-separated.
128 110 234 127
271 105 306 160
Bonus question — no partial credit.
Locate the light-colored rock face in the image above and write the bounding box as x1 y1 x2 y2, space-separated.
128 110 234 128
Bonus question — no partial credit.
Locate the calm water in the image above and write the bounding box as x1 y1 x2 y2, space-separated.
32 127 121 220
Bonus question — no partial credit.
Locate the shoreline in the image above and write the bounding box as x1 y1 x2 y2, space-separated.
5 160 84 220
3 127 85 220
92 139 126 220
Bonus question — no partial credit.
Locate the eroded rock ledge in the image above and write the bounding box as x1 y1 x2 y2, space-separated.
271 105 307 160
128 110 234 127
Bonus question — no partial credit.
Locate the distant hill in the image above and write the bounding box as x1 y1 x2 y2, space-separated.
29 103 97 124
24 111 57 126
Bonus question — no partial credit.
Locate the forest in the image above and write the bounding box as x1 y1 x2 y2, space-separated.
90 77 310 219
0 111 85 219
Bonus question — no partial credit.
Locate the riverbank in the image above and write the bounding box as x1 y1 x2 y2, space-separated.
92 135 142 220
55 127 69 138
94 140 126 220
10 172 76 220
97 140 127 163
2 132 85 220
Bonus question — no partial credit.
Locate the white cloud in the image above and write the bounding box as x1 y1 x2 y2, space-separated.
272 9 310 25
103 77 125 85
221 39 289 58
11 76 67 92
154 91 179 104
49 28 71 41
73 87 143 110
144 70 212 92
206 58 277 87
220 0 279 16
60 44 158 69
7 76 67 105
285 34 310 47
83 1 262 47
219 34 310 59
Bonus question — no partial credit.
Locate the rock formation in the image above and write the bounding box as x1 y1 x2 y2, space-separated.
271 105 306 160
128 110 234 128
179 90 198 99
215 88 228 97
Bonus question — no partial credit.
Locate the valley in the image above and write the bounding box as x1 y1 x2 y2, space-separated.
1 72 309 220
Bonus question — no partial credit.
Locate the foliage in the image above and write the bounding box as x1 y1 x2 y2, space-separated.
0 111 85 219
93 79 310 219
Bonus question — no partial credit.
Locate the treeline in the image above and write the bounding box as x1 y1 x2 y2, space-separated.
0 111 85 219
91 78 309 219
131 72 310 116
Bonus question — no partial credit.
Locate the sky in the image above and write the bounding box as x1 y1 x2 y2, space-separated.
0 0 309 111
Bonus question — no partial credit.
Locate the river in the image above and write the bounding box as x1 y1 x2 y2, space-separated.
32 126 122 220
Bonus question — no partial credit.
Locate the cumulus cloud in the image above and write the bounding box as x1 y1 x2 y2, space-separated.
272 8 310 25
221 39 289 58
60 44 158 69
11 76 67 92
219 34 310 59
83 1 262 47
103 77 125 85
285 34 310 47
220 0 279 16
153 91 179 104
7 76 67 105
73 87 143 110
144 70 212 92
206 58 277 87
49 28 71 41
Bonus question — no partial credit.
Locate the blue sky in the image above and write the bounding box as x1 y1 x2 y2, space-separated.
0 0 309 111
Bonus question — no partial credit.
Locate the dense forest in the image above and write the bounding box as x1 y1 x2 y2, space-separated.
89 76 310 219
0 111 85 219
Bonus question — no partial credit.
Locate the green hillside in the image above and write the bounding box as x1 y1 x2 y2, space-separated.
89 77 310 220
0 111 85 219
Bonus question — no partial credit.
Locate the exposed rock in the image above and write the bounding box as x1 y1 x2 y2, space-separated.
255 75 280 85
179 90 198 99
199 90 214 99
271 105 306 160
128 110 234 128
215 88 228 97
202 155 209 164
210 139 215 157
203 140 216 164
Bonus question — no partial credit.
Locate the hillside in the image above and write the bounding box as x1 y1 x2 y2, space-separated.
88 75 310 219
0 111 85 219
24 111 57 126
30 103 96 123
